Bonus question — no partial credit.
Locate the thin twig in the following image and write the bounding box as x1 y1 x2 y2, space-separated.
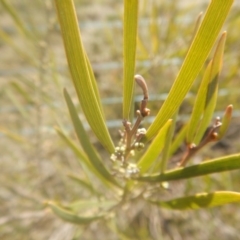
178 120 222 167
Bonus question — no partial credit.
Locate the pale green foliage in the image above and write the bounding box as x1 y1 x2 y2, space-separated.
2 0 240 238
50 0 240 229
55 0 115 153
123 0 139 120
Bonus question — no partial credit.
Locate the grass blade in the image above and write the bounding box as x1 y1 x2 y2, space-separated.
0 0 32 38
123 0 139 120
149 191 240 210
138 153 240 182
54 0 114 153
145 0 233 141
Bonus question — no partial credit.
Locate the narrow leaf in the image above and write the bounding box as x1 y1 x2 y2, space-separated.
205 32 226 107
55 127 110 189
55 127 88 164
188 12 203 50
160 112 178 173
84 52 105 116
137 119 172 173
145 0 233 141
138 153 240 183
169 123 188 157
54 0 114 153
47 201 105 225
123 0 139 120
194 32 226 144
149 191 240 210
64 89 120 188
186 61 212 143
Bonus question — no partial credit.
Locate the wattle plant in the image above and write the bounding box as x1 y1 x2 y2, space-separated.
49 0 240 228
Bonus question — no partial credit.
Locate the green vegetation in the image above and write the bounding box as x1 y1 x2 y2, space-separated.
1 0 240 239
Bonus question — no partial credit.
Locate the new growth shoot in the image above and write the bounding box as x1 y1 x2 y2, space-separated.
111 75 150 178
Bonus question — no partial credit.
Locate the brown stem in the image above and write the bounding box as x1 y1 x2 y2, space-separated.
178 122 222 167
120 74 150 162
131 111 143 138
122 120 132 150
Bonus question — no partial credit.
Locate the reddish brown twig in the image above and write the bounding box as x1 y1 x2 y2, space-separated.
178 118 222 167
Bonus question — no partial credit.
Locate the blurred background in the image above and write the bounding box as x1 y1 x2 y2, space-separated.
1 0 240 239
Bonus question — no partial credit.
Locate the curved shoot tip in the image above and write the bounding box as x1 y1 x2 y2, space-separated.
222 31 227 36
134 74 148 100
135 74 150 117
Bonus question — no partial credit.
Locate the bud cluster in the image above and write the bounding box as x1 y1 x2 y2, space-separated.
110 75 150 178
